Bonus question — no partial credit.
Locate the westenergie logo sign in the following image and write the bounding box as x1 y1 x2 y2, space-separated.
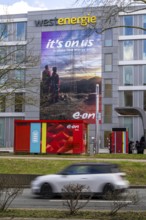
35 14 96 27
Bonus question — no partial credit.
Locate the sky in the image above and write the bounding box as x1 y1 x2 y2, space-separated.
0 0 84 14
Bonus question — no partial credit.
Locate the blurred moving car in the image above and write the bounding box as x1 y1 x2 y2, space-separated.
31 162 129 199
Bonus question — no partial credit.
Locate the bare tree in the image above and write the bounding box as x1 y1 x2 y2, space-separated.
109 190 139 216
0 176 23 212
62 184 92 215
0 14 39 111
75 0 146 33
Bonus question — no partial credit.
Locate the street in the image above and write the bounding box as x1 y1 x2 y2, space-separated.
9 188 146 211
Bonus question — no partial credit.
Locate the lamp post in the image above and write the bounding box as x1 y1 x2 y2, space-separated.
96 84 99 154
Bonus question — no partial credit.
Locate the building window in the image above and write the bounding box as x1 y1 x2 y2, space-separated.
144 91 146 111
104 54 112 71
104 104 112 123
15 93 23 112
124 117 133 140
123 66 133 85
104 79 112 97
0 118 5 147
143 15 146 35
143 40 146 59
143 65 146 85
0 23 8 41
124 91 133 106
15 70 25 87
123 41 133 60
16 22 26 41
124 16 133 35
0 96 5 112
15 46 25 63
0 47 7 65
104 29 112 46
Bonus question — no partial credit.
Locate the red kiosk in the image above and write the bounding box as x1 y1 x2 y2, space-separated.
110 128 128 153
14 120 88 154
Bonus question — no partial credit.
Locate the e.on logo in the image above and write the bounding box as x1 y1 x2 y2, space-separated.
72 112 95 119
67 124 79 129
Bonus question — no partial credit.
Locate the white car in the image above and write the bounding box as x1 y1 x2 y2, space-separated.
31 162 129 199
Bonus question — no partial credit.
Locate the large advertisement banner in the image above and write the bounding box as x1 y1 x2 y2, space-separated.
40 29 101 124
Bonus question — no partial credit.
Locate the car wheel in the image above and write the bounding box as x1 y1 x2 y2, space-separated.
103 183 114 200
40 183 53 199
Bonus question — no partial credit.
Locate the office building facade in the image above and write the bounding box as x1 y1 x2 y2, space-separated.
0 7 146 150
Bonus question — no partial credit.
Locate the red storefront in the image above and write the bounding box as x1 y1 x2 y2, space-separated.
14 120 88 154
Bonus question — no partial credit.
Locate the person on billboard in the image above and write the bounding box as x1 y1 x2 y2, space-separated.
50 66 60 103
41 65 51 96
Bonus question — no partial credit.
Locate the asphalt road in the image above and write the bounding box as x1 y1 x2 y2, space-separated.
8 188 146 211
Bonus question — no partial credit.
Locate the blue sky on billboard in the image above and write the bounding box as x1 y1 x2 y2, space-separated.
0 0 84 14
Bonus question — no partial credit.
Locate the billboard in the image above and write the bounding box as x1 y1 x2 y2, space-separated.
40 29 101 124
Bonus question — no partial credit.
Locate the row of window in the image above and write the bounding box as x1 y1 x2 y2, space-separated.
0 93 24 112
104 40 146 73
0 69 25 85
104 15 146 41
104 65 146 90
0 46 26 65
104 90 146 124
124 15 146 35
0 22 26 41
